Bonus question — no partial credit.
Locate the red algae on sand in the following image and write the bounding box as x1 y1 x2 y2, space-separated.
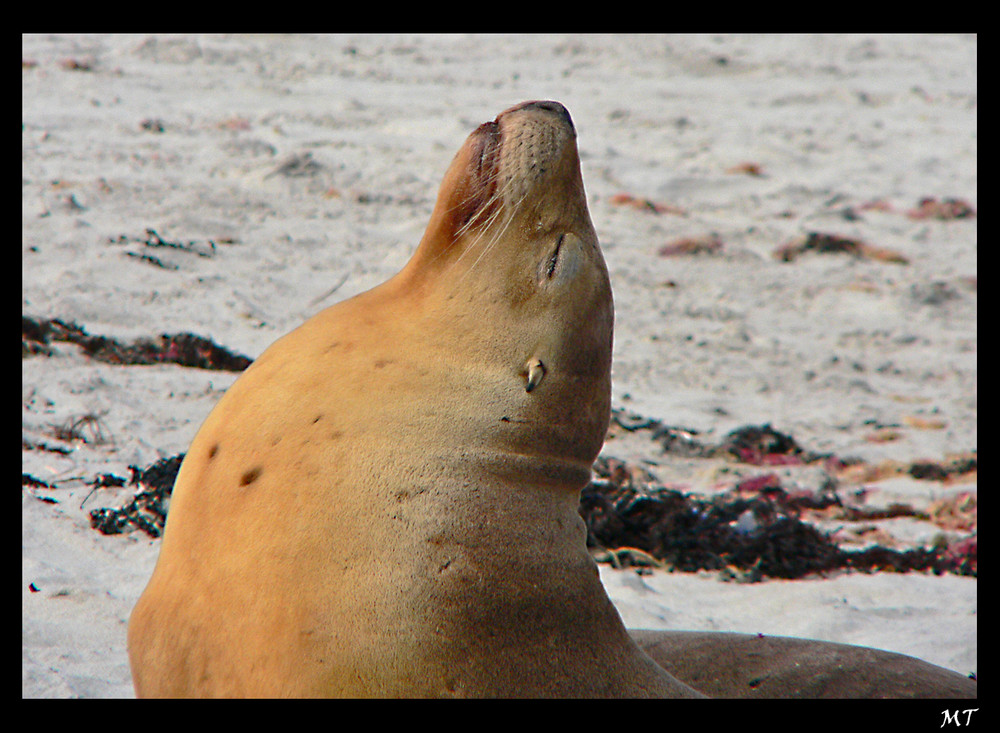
609 192 686 215
906 197 976 220
657 234 723 257
774 232 909 264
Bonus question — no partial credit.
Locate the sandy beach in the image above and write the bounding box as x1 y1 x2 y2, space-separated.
22 34 976 698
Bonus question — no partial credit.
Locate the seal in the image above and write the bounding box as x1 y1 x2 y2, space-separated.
630 630 977 699
128 101 976 699
127 100 702 698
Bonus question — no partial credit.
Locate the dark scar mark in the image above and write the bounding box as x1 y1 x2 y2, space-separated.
240 466 263 486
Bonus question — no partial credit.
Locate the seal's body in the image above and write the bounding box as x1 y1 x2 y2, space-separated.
128 101 700 698
128 101 976 699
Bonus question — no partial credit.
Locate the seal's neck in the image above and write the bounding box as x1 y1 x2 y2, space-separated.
381 473 670 697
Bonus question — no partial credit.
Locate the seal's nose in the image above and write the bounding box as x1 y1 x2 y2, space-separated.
504 100 575 133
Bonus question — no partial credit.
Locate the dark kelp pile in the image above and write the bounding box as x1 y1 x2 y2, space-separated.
22 316 252 371
595 411 976 580
610 408 978 479
582 477 838 582
581 453 976 581
609 410 833 466
88 454 185 538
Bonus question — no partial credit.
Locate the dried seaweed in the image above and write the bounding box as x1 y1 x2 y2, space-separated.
22 473 53 489
580 460 976 581
906 197 976 220
22 316 251 371
88 454 185 537
774 232 908 264
108 228 231 259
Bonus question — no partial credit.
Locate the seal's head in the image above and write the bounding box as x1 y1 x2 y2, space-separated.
409 101 604 299
396 100 614 484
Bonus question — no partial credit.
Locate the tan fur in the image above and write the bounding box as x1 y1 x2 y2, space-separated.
128 101 701 698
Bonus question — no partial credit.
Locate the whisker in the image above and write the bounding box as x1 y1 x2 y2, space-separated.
446 178 510 270
418 166 506 273
451 187 530 289
415 148 533 296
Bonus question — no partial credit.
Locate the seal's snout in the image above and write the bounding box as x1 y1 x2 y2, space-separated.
502 100 575 134
410 99 588 274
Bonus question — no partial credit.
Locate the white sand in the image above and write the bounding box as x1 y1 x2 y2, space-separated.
22 34 976 698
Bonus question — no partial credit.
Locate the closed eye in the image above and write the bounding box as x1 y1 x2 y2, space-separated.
545 234 565 279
